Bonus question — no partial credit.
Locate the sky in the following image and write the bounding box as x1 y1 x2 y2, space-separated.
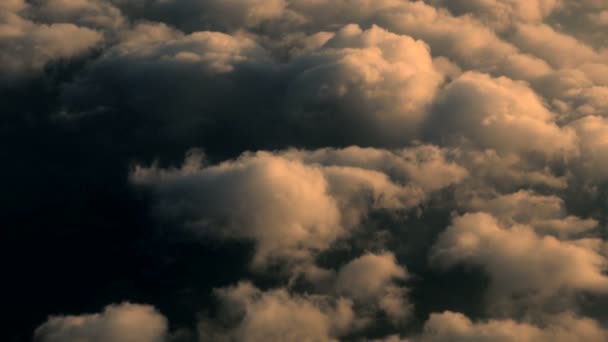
2 0 608 341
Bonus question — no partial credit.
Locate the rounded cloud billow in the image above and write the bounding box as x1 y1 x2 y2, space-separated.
3 0 608 341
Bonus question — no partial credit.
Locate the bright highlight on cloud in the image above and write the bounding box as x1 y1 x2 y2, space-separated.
2 0 608 341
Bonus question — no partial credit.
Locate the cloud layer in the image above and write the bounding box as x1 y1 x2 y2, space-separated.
2 0 608 341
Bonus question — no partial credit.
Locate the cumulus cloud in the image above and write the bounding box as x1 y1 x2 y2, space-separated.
467 190 599 238
432 213 608 311
452 149 568 192
100 22 269 74
200 282 354 342
284 24 443 145
109 0 287 33
416 311 608 342
430 0 562 30
132 146 463 269
66 23 443 147
34 303 168 342
282 145 467 192
132 150 343 268
511 23 600 68
568 115 608 180
27 0 126 31
428 72 576 156
0 0 102 80
335 252 411 324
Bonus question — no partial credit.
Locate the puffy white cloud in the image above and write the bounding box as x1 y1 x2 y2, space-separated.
285 24 444 145
34 303 168 342
432 213 608 309
379 2 518 74
278 1 542 80
416 311 608 342
200 282 354 342
428 72 577 156
132 147 461 269
132 150 343 268
335 252 411 323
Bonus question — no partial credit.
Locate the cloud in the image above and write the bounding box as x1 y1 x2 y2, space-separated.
511 23 600 68
416 311 608 342
432 213 608 311
109 0 287 32
569 115 608 181
335 252 411 324
283 24 443 145
428 72 576 156
378 2 519 74
34 303 168 342
467 190 599 238
132 150 343 269
429 0 562 30
132 146 463 269
451 150 568 193
66 23 443 148
281 145 467 193
200 282 354 342
99 22 269 74
27 0 126 31
0 1 103 81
